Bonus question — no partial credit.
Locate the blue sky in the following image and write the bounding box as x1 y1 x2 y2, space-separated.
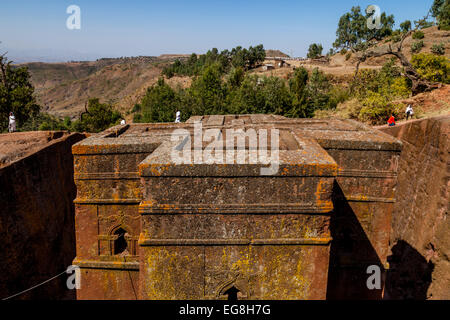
0 0 435 62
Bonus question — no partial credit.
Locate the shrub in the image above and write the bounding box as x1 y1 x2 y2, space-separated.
412 30 425 39
327 85 350 109
411 53 450 83
133 113 142 123
411 40 424 53
391 34 401 43
345 52 352 61
431 43 446 55
340 48 348 55
389 77 412 98
131 103 141 113
38 121 51 131
19 112 71 132
420 21 434 29
78 98 122 132
359 91 405 124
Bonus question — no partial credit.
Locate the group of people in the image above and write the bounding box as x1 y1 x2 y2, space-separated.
387 104 414 127
5 109 179 134
4 105 414 133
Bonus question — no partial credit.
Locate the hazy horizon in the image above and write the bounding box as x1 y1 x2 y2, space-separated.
1 0 435 63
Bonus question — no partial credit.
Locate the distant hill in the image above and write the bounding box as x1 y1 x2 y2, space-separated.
259 26 450 82
265 50 290 58
20 27 449 120
325 26 450 72
21 56 178 119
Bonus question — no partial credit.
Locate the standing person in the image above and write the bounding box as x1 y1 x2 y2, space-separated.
387 114 396 127
175 110 181 123
8 112 16 133
405 104 414 120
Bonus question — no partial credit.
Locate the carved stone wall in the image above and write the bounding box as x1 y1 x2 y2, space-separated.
72 116 402 300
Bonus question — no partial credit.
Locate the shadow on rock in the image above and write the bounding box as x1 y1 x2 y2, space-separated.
384 240 434 300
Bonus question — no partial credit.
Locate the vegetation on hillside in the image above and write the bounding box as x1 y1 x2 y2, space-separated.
347 59 412 123
1 51 123 133
348 0 449 95
3 0 450 132
161 45 266 78
138 51 450 125
133 64 345 123
20 98 123 133
133 0 449 126
411 53 450 83
432 0 450 30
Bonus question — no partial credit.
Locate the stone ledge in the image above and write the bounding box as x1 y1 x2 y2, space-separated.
139 202 334 214
138 237 332 246
73 258 139 270
74 172 140 180
74 198 141 204
338 169 398 178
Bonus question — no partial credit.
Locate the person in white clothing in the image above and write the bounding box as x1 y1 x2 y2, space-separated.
8 112 16 133
120 119 126 125
405 104 414 121
175 110 181 123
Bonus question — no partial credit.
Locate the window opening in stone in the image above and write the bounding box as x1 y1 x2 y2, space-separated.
223 286 239 300
113 228 128 255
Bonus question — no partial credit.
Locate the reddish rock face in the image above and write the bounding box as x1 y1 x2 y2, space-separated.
72 115 402 300
0 132 86 300
379 116 450 300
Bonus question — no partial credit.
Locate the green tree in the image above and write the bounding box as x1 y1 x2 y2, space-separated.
366 12 395 41
431 0 445 18
138 78 180 123
306 68 333 110
333 7 364 50
247 44 266 69
400 20 412 33
333 6 395 51
188 64 226 115
78 98 122 132
227 75 265 114
437 0 450 30
431 0 450 30
259 76 293 115
287 67 311 117
307 43 323 59
162 45 265 78
0 54 40 132
227 75 294 116
227 67 245 89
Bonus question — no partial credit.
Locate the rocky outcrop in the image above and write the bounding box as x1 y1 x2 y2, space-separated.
378 116 449 300
0 132 86 300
